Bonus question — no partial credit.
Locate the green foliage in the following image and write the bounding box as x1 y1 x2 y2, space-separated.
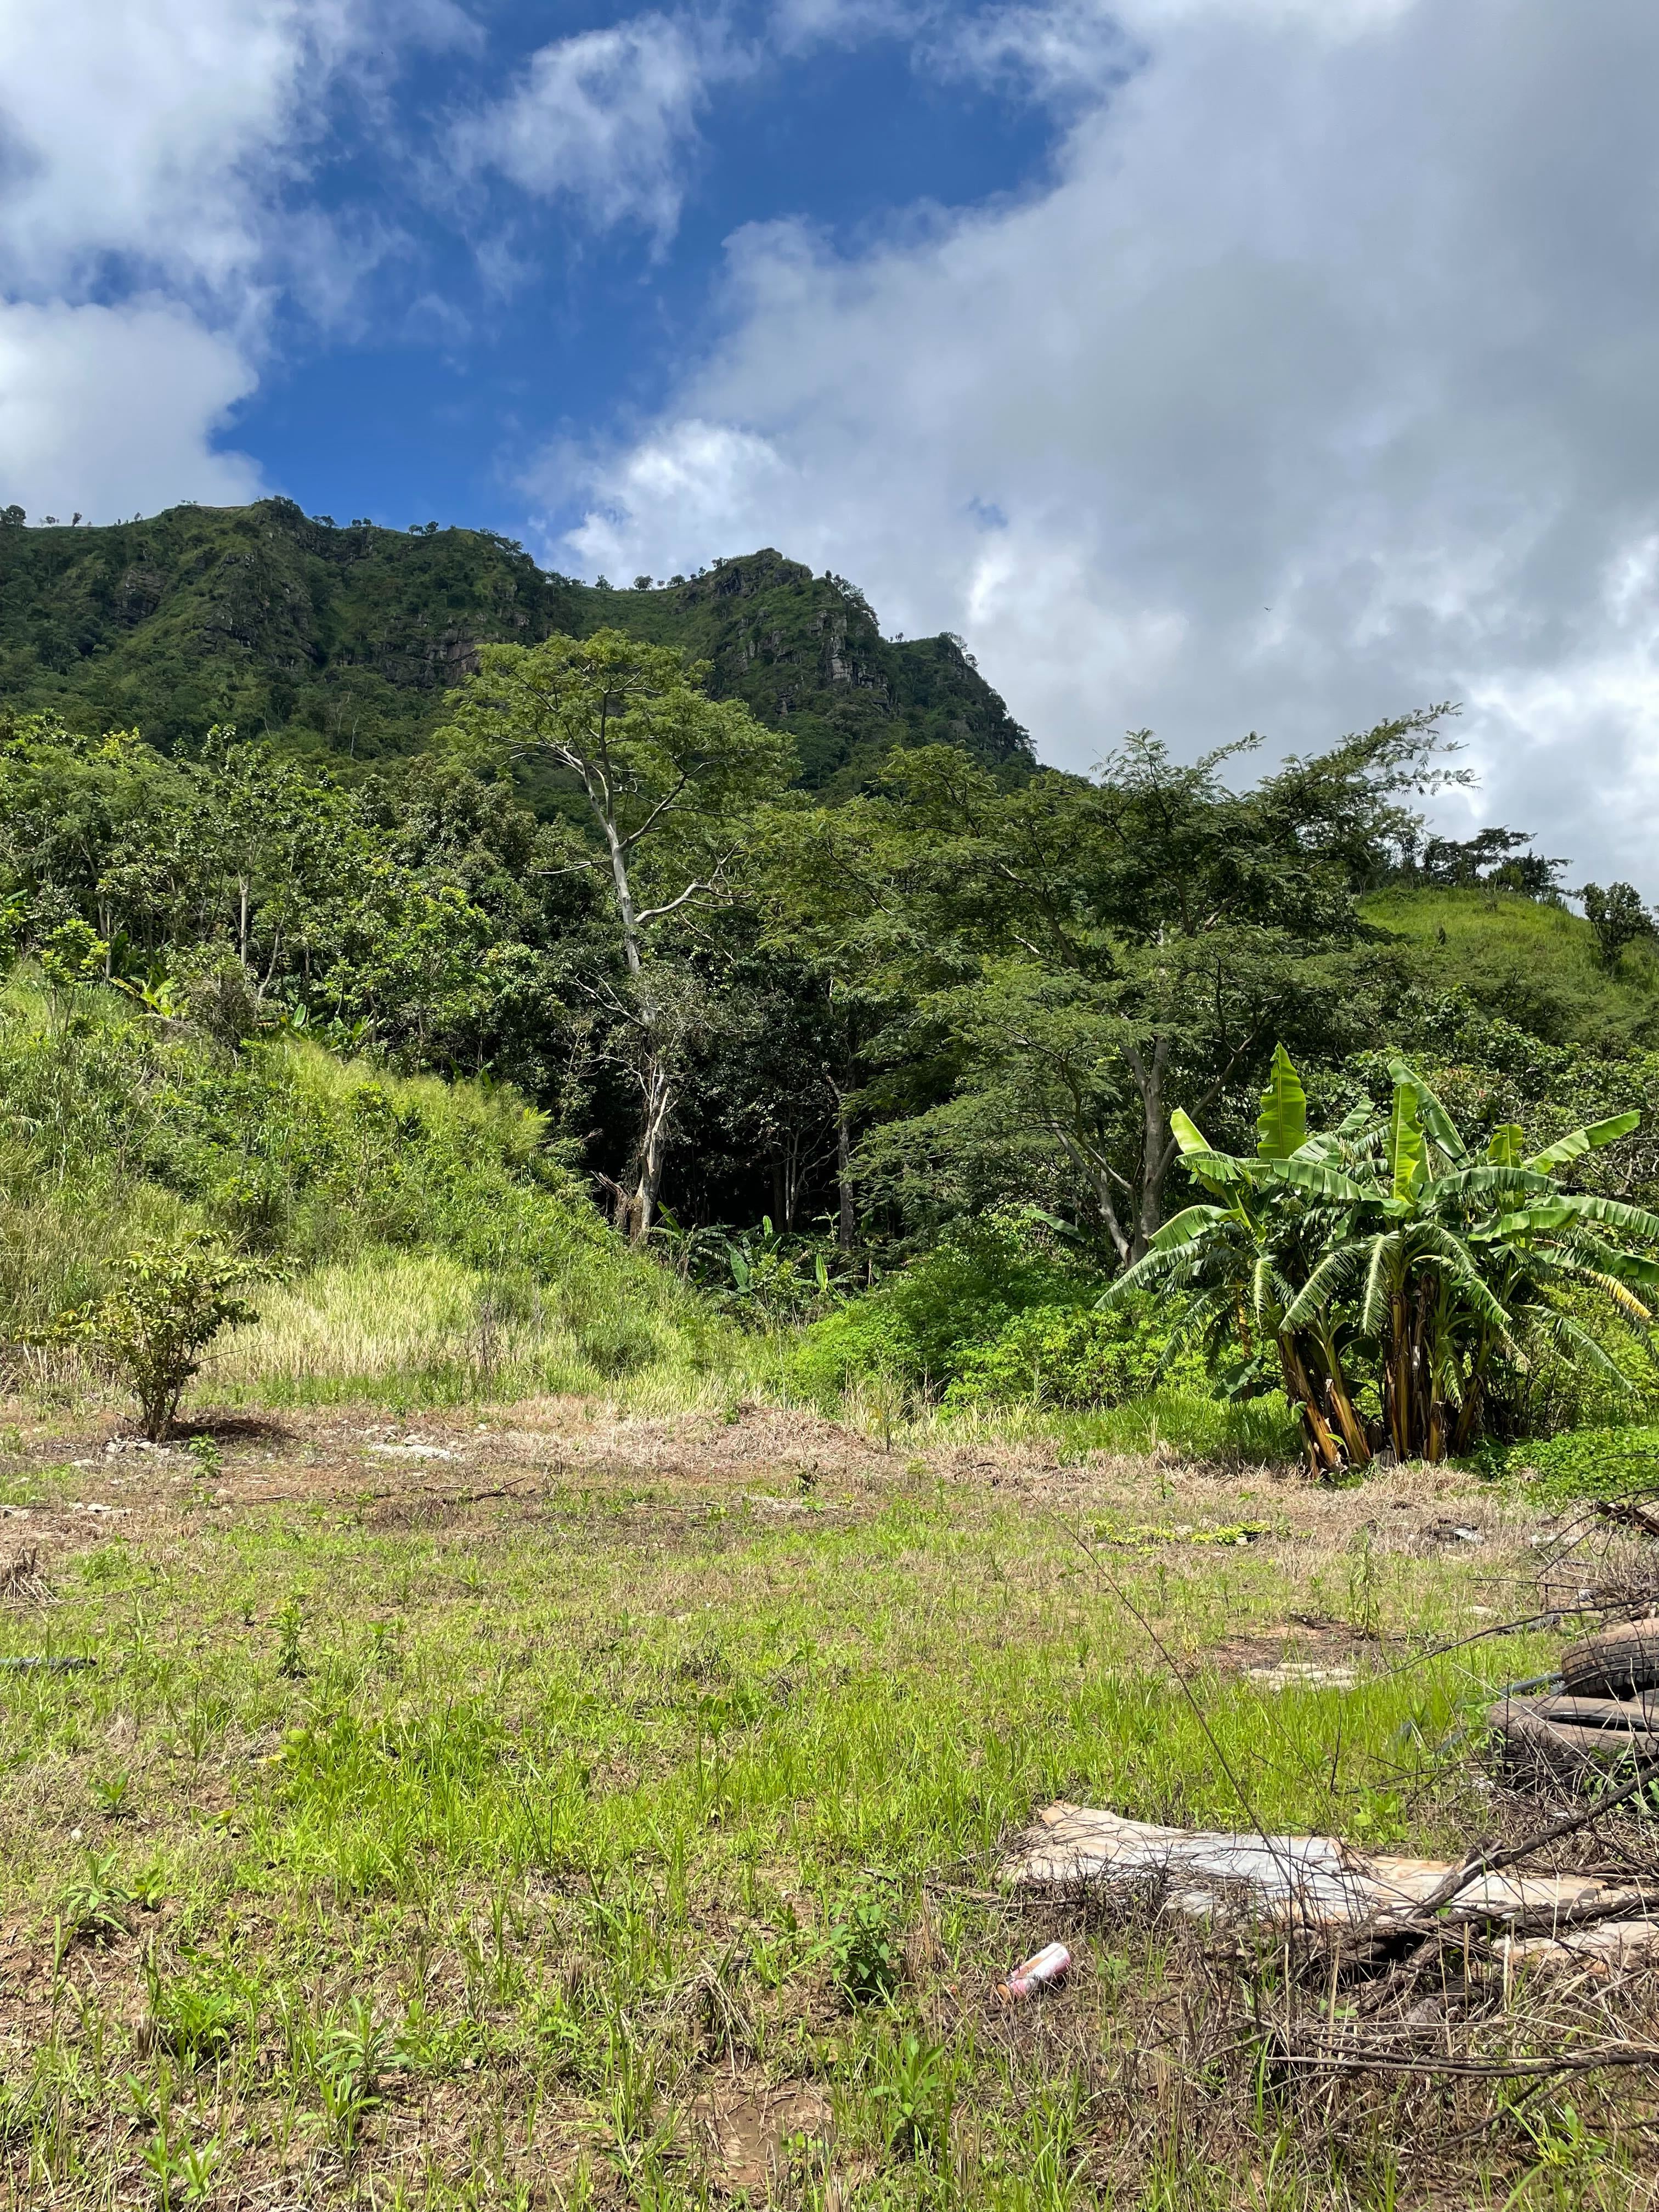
661 1213 844 1325
440 628 798 1238
791 1214 1092 1399
1505 1424 1659 1504
1582 881 1655 972
943 1297 1208 1410
1255 1042 1308 1160
56 1236 261 1440
823 1894 901 2005
55 1849 132 1940
146 1965 242 2067
0 974 727 1414
1361 885 1659 1051
1112 1045 1659 1467
769 713 1451 1263
867 2030 955 2157
0 503 1030 788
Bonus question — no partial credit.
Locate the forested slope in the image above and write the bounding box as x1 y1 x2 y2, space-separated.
0 502 1030 794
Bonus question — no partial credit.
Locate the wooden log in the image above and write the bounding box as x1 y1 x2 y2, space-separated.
1561 1617 1659 1699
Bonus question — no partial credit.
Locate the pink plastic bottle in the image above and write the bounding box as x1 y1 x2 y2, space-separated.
997 1941 1071 2002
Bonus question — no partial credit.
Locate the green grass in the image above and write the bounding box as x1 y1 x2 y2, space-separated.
1360 884 1659 1048
0 1404 1619 2209
0 973 738 1403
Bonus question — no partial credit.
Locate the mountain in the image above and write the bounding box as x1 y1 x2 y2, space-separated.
0 499 1032 794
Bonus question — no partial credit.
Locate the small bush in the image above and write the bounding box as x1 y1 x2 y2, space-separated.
57 1236 261 1439
823 1894 901 2005
1505 1425 1659 1504
943 1297 1208 1410
791 1213 1098 1400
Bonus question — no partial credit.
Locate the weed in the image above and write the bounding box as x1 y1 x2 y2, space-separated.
315 1993 396 2156
824 1893 901 2005
184 1434 222 1481
142 2126 222 2210
144 1954 242 2066
91 1769 133 1820
55 1850 131 1940
867 2029 955 2158
1346 1525 1383 1640
275 1594 306 1678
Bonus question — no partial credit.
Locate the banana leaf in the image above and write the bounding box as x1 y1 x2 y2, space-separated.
1524 1111 1640 1170
1256 1043 1308 1160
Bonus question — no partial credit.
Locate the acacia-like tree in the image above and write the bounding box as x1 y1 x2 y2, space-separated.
441 631 794 1239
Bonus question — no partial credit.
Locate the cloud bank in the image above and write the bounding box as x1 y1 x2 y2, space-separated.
0 0 447 518
551 0 1659 883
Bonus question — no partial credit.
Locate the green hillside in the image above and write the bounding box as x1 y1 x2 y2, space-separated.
0 501 1030 794
0 971 730 1406
1361 883 1659 1049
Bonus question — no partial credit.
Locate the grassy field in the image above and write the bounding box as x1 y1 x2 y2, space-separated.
1359 884 1659 1048
4 1384 1653 2211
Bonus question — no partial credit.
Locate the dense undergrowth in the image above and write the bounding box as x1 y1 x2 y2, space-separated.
0 972 1304 1449
8 957 1659 1480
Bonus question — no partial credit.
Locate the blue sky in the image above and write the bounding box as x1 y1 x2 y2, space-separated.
4 1 1659 887
234 9 1063 544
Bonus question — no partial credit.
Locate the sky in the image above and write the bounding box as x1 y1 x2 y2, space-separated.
3 0 1658 887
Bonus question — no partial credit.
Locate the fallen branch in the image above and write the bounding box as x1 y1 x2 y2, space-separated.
1401 1745 1659 1929
1268 2039 1659 2082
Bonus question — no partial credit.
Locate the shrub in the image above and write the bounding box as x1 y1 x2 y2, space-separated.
823 1894 901 2005
943 1297 1208 1410
57 1237 261 1439
791 1212 1098 1399
1506 1424 1659 1504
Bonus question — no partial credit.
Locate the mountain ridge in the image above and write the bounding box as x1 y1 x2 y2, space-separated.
0 499 1032 795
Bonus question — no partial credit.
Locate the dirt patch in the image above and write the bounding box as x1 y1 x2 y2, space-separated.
690 2075 834 2194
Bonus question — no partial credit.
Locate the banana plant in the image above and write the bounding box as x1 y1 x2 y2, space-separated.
1105 1045 1658 1470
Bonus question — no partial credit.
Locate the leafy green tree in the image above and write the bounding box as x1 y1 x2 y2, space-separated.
57 1237 261 1440
762 718 1451 1261
440 630 794 1238
1581 880 1653 970
1111 1046 1658 1468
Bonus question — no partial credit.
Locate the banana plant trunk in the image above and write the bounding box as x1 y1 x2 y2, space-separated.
1380 1279 1455 1464
1278 1333 1345 1475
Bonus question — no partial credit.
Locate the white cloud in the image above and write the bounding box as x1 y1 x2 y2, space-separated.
0 0 449 519
451 13 746 243
550 0 1659 887
0 0 375 303
0 299 264 516
563 419 797 574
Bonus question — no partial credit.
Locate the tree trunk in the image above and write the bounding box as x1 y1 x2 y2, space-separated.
1320 1351 1373 1469
1384 1294 1412 1461
1122 1035 1175 1264
834 1090 856 1253
1279 1334 1344 1474
621 1045 674 1245
1451 1372 1484 1454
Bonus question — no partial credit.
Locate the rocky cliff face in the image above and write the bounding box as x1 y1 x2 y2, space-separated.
0 502 1033 793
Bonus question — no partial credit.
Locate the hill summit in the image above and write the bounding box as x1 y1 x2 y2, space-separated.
0 499 1031 793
